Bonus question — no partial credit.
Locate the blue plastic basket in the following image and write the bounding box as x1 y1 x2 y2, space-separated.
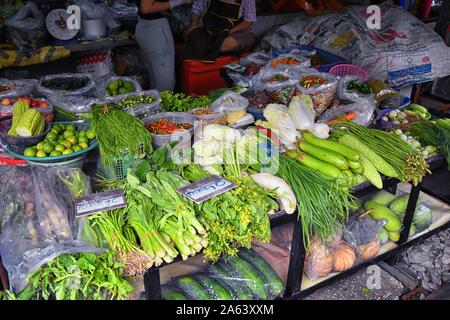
272 45 346 72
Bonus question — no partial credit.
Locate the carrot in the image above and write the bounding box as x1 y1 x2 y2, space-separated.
326 112 357 124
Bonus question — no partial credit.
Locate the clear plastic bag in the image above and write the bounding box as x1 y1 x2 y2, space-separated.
37 73 96 97
267 53 311 69
337 75 375 102
296 72 338 117
111 90 162 119
304 236 333 280
343 214 383 262
252 67 298 92
0 79 36 99
48 94 99 115
0 166 101 293
4 2 47 56
210 91 249 114
240 51 272 67
95 75 142 100
317 98 376 127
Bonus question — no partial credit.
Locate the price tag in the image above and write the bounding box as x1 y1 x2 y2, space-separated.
75 189 126 217
177 175 236 204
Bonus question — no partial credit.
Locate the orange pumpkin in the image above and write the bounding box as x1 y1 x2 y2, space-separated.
357 240 380 261
331 242 356 272
304 237 333 279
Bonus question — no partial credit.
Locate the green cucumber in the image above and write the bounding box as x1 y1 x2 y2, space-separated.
303 131 360 161
387 230 400 242
193 274 233 300
220 257 268 300
389 194 409 215
161 286 188 300
174 276 212 300
297 152 343 179
207 263 253 300
238 248 284 297
298 141 349 170
371 191 397 206
364 200 402 232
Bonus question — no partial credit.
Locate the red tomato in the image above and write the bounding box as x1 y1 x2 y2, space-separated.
31 100 40 107
19 97 32 105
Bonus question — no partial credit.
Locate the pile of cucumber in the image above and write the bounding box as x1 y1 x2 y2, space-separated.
162 249 284 300
366 191 433 244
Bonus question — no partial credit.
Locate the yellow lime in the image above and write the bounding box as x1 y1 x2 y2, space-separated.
36 142 44 151
50 150 62 157
62 149 73 155
67 136 77 145
72 145 82 152
36 150 47 158
79 142 88 149
63 130 74 139
24 147 37 157
78 136 89 144
42 142 55 154
65 124 76 132
55 144 66 152
86 129 96 140
61 140 72 149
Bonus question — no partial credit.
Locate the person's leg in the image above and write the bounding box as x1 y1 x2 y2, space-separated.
135 18 176 91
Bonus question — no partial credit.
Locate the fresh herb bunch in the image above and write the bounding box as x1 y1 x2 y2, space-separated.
91 104 153 168
8 252 133 300
160 91 211 112
116 95 155 110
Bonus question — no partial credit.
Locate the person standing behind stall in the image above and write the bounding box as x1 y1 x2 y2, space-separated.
185 0 256 61
135 0 192 91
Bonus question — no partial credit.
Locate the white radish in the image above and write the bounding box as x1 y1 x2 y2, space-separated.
250 173 297 214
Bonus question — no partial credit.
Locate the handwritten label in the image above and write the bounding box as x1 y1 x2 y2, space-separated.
75 189 126 217
177 175 236 204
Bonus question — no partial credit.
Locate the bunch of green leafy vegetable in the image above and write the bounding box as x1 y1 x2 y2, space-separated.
160 91 211 112
5 252 133 300
91 104 153 168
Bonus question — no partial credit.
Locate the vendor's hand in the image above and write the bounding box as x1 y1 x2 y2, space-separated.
169 0 192 9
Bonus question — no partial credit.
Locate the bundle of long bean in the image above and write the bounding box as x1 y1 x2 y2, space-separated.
331 121 429 185
277 155 355 249
91 104 153 167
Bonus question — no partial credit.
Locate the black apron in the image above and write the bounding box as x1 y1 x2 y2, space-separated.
186 0 242 62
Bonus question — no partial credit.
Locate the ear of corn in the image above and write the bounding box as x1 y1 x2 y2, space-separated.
360 155 383 189
15 108 45 137
339 134 398 178
8 101 29 136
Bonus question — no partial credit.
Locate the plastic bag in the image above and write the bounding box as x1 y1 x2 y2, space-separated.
304 236 333 280
210 91 249 114
343 214 383 261
48 94 99 115
296 72 338 117
37 73 96 97
0 79 36 99
4 2 47 56
110 89 162 119
95 75 143 100
267 53 311 69
252 67 297 92
317 98 376 127
413 203 432 232
240 51 272 67
268 86 297 105
0 166 101 293
337 75 374 102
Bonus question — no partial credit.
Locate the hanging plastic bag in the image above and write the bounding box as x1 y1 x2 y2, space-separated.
317 98 376 127
95 75 142 100
4 2 47 56
0 166 101 293
337 75 375 102
37 73 96 98
296 72 338 117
